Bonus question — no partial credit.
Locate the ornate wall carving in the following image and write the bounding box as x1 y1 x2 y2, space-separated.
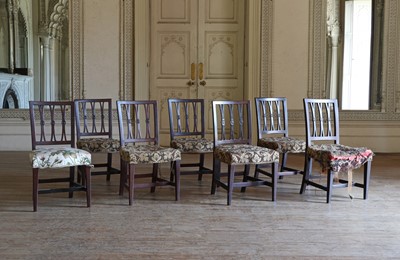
48 0 68 39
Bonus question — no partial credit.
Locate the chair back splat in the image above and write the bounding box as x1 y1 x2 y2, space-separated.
211 100 280 205
301 98 373 203
30 101 75 149
116 100 181 205
256 97 288 137
303 98 340 145
74 99 120 182
29 101 91 211
168 98 213 181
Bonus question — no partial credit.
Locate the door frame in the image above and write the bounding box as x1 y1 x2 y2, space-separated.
134 0 261 103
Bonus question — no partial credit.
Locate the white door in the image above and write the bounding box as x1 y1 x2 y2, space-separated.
150 0 245 144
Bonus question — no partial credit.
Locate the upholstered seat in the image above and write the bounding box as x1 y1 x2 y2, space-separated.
120 145 181 164
307 144 373 173
170 137 213 153
214 144 279 165
30 147 92 169
258 137 306 154
77 137 120 153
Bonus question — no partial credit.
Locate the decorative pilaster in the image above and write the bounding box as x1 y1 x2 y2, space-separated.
260 0 273 97
308 0 327 99
246 0 261 101
70 0 81 99
326 0 340 99
120 0 133 100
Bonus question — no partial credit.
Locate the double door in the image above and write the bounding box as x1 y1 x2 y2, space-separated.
150 0 245 142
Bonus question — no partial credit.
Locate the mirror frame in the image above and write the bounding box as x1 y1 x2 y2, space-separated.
0 0 81 119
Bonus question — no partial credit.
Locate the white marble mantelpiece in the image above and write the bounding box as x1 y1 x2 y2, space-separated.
0 72 33 109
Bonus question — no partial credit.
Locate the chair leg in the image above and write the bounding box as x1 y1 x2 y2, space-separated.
169 161 175 182
69 167 74 198
198 154 206 181
272 162 278 201
300 156 312 194
128 164 135 206
211 159 221 195
175 160 181 201
119 159 127 196
326 170 334 203
77 167 82 184
33 168 39 212
151 164 158 193
279 153 288 179
254 164 260 179
254 164 259 179
84 166 91 207
79 166 86 186
106 153 112 181
241 164 250 192
227 164 235 206
363 161 371 200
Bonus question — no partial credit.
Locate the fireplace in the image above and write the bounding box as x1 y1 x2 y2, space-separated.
0 73 33 109
3 88 19 108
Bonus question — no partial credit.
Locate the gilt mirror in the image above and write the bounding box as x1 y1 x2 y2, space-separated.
0 0 81 115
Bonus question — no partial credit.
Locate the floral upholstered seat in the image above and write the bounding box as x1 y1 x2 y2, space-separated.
170 137 213 153
258 137 306 154
30 147 92 169
120 145 181 164
307 144 373 173
215 144 279 165
77 137 120 153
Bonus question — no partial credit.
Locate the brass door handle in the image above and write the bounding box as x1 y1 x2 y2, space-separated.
187 80 195 86
198 63 204 80
199 80 206 86
191 63 196 81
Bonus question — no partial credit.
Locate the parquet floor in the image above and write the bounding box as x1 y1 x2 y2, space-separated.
0 151 399 259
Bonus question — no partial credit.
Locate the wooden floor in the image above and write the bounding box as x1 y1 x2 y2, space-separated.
1 151 399 259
